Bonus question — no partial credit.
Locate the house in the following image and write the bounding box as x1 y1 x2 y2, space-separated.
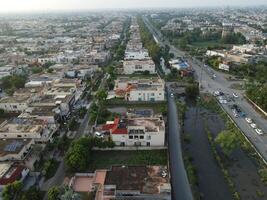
114 77 165 102
0 117 57 143
0 163 29 189
102 116 165 147
69 165 171 200
0 139 34 161
123 59 156 74
0 95 31 112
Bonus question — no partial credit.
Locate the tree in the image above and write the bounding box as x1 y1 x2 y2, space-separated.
185 83 199 99
61 187 81 200
96 89 107 102
65 137 94 171
68 118 78 131
2 181 23 200
21 186 42 200
48 186 61 200
215 130 240 155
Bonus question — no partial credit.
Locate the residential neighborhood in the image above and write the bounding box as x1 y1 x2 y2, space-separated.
0 1 267 200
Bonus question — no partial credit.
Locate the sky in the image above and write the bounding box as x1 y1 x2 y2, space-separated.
0 0 266 13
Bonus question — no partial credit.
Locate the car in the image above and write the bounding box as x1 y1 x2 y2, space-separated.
170 93 174 98
233 93 238 98
245 117 252 124
255 129 264 135
250 123 257 129
212 74 217 78
95 132 104 138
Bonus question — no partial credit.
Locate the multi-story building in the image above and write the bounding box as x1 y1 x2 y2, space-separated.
123 59 156 74
114 77 165 101
102 116 165 147
0 117 57 143
69 165 171 200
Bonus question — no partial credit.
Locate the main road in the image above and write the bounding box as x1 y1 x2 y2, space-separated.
168 93 194 200
143 15 267 163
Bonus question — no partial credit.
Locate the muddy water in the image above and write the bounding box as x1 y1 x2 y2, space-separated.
184 106 232 200
184 105 267 200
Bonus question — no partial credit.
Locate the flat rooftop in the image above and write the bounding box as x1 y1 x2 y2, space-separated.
128 118 164 132
104 165 170 194
0 139 32 157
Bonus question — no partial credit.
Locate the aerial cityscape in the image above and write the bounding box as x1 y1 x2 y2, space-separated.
0 1 267 200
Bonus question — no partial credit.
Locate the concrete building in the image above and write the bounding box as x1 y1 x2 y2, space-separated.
114 77 165 102
0 139 34 161
123 59 156 74
0 163 29 189
69 165 171 200
102 116 165 147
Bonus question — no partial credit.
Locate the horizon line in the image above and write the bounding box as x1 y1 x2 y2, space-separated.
0 4 267 15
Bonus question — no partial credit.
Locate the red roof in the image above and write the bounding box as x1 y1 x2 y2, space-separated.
102 117 127 135
0 166 25 185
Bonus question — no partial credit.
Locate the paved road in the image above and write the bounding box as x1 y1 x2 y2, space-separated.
168 93 194 200
143 16 267 163
41 102 93 199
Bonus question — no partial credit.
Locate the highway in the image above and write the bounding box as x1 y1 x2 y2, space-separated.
168 93 194 200
143 16 267 163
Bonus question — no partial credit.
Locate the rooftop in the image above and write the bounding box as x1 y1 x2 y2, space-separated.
104 165 170 194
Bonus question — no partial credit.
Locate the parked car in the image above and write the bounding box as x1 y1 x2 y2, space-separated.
245 117 252 124
233 93 238 98
255 129 264 135
95 132 104 138
250 123 257 129
170 93 174 98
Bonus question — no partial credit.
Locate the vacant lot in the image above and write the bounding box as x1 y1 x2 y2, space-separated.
88 150 167 171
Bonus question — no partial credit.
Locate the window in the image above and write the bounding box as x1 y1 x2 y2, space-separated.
147 142 150 146
17 135 22 138
159 93 162 95
134 135 139 139
120 142 125 146
146 135 151 140
140 135 144 139
151 93 155 96
129 135 133 139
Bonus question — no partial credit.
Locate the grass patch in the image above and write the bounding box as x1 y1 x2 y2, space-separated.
107 100 167 114
89 150 167 171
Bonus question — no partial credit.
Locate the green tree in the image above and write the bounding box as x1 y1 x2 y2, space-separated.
2 181 23 200
48 186 61 200
65 137 94 171
96 89 107 102
215 130 240 155
185 83 199 99
21 186 42 200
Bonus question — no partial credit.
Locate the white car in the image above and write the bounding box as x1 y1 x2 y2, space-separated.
250 123 257 129
214 91 220 96
233 93 238 98
170 93 174 98
255 129 264 135
95 132 104 138
245 117 252 124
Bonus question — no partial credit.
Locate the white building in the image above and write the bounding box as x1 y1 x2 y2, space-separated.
124 50 149 60
123 59 156 74
0 95 30 112
114 77 165 102
102 116 165 147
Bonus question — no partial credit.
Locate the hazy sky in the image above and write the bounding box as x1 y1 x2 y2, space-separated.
0 0 266 12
